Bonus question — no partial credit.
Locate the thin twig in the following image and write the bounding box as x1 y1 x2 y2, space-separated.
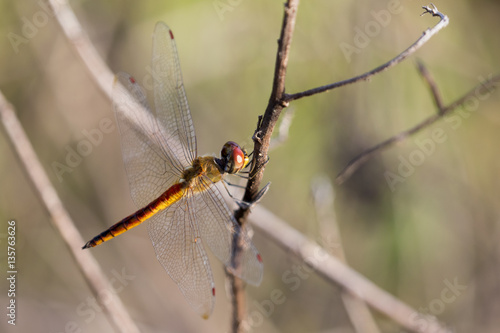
48 0 114 100
311 177 381 333
241 0 299 207
231 1 299 331
233 3 449 330
248 205 451 333
335 69 500 184
284 4 449 102
0 91 140 333
417 60 444 112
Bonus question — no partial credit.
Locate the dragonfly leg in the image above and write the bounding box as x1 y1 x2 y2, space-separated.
221 180 247 204
246 153 270 179
237 182 271 209
222 180 271 210
224 179 247 188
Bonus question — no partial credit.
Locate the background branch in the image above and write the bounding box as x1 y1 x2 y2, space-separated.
0 91 140 333
249 205 451 333
335 67 500 184
232 3 453 332
48 0 114 100
311 177 381 333
417 60 445 112
284 4 449 102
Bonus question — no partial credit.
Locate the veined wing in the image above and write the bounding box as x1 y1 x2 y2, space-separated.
113 72 185 208
147 196 215 319
193 178 264 286
152 22 197 168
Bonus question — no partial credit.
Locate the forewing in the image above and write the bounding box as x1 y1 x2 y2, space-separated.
113 73 184 208
147 197 215 318
152 22 197 168
193 179 263 286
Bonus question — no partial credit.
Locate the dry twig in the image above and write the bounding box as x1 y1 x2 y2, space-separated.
0 91 140 333
230 1 299 331
236 3 451 214
231 2 452 333
335 66 500 184
249 205 451 333
48 0 114 99
283 4 449 102
311 177 380 333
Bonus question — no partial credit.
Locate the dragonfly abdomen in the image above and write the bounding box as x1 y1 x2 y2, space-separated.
82 182 186 249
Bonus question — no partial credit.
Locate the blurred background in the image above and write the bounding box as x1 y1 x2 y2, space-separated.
1 0 500 332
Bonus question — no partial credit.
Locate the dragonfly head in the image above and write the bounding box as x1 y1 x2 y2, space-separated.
219 141 249 174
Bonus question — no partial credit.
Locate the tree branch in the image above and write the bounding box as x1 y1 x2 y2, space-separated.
249 205 451 333
234 0 298 224
47 0 114 100
417 60 445 112
311 177 381 333
231 1 299 331
284 4 449 102
232 3 452 331
0 91 140 333
335 66 500 184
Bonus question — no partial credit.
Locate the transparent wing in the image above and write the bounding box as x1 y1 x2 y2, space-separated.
152 22 197 167
113 72 185 207
193 179 264 286
147 197 215 319
114 23 262 318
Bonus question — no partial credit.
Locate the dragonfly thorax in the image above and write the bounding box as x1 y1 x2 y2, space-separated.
182 156 224 189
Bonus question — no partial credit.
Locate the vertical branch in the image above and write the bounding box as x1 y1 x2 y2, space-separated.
248 206 452 333
416 60 444 112
47 0 114 99
335 71 500 184
0 91 140 333
311 177 381 333
235 0 298 223
230 1 300 332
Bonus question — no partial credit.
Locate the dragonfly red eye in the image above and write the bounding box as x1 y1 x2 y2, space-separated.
221 141 249 174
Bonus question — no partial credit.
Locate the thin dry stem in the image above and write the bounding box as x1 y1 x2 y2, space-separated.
284 4 449 102
0 91 140 333
233 3 452 332
249 205 451 333
335 69 500 184
417 60 444 112
48 0 114 100
231 1 299 332
311 177 381 333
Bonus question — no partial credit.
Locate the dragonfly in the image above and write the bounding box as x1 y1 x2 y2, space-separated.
82 22 263 319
